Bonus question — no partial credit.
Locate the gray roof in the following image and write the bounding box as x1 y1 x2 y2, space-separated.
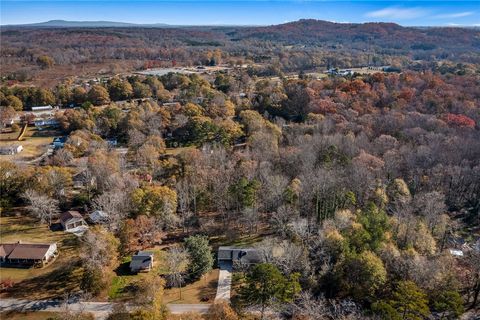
218 246 261 264
130 251 154 271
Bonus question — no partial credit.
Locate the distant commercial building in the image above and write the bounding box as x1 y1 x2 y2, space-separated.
31 105 53 112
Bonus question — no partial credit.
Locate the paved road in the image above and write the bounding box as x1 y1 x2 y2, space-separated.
168 304 210 314
215 261 233 302
0 298 210 318
0 299 113 319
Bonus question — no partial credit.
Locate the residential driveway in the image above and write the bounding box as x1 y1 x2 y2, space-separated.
215 261 233 302
167 304 210 314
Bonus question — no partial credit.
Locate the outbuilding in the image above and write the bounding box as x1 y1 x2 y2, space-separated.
89 210 108 224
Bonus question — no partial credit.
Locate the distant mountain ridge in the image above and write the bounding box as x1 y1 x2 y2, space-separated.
3 19 172 28
229 19 480 48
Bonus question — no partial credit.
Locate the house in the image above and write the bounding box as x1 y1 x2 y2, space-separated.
34 118 59 128
31 105 53 112
449 249 464 257
130 251 154 273
0 242 57 267
89 210 108 224
52 137 67 149
60 211 87 231
0 145 23 155
106 139 118 148
217 246 261 265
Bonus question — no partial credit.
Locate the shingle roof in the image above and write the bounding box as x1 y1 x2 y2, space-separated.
0 244 17 259
60 211 84 223
0 243 55 260
130 252 153 270
218 246 261 264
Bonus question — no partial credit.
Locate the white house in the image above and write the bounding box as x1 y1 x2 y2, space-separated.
0 145 23 155
60 211 87 231
448 249 464 257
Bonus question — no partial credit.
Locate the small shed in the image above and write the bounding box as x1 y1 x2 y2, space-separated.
89 210 108 224
130 251 154 273
60 211 87 231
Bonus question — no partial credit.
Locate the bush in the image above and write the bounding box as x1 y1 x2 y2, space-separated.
11 123 20 132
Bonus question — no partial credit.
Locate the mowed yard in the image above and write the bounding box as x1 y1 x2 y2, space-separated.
0 127 57 162
108 248 219 304
0 214 83 300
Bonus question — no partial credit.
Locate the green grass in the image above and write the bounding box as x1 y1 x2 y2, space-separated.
107 249 166 301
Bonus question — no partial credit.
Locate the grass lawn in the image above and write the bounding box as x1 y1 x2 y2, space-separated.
0 127 58 161
0 214 83 300
107 247 219 304
107 249 166 301
163 268 219 304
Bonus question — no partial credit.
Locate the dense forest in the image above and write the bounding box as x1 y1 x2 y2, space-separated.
1 20 479 85
0 18 479 320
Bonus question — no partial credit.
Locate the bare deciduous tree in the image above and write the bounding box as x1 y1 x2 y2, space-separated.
23 189 59 226
166 246 190 299
92 190 130 230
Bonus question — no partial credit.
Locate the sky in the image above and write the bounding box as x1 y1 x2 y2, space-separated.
1 1 479 27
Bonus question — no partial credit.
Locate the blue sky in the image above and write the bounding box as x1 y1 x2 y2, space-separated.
1 1 479 26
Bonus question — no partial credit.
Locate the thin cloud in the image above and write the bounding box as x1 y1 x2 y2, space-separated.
435 11 475 19
366 7 428 20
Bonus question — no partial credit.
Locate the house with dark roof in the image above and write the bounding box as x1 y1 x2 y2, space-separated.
0 242 57 267
130 251 154 273
60 211 87 231
217 246 261 265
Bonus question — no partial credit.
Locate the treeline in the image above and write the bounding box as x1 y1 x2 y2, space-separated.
1 20 479 85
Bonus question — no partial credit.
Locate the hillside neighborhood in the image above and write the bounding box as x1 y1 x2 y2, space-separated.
1 7 480 320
